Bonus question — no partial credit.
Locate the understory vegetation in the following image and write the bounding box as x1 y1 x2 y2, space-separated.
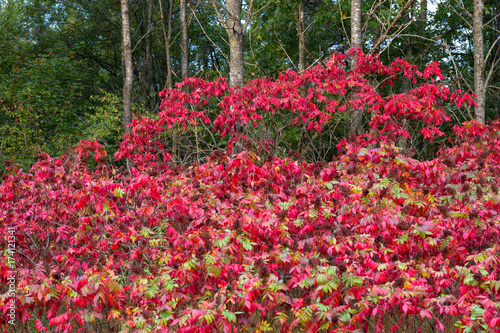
1 53 500 332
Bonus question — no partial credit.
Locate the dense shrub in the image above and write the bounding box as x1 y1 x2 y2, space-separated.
2 52 500 333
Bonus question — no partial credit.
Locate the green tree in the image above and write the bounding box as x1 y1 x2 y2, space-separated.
0 0 93 169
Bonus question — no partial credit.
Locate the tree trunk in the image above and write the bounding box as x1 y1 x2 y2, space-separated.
399 49 412 150
295 0 308 155
473 0 485 124
158 0 177 161
371 22 381 54
297 1 306 73
227 0 244 88
367 22 381 150
145 0 154 109
180 0 189 80
159 0 173 89
121 0 133 135
350 0 362 50
166 0 173 89
296 0 307 101
121 0 133 169
209 0 252 154
180 0 190 163
226 0 245 154
398 9 413 150
349 0 362 137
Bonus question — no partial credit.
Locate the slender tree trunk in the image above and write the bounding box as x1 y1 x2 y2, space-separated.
349 0 362 137
297 1 306 73
158 0 174 89
180 0 189 80
295 0 308 156
367 22 381 150
473 0 486 124
180 0 190 163
350 0 362 50
399 9 414 150
166 0 173 89
209 0 252 154
399 49 412 149
158 0 177 161
371 22 381 54
226 0 245 154
145 0 154 109
121 0 133 135
227 0 244 88
159 0 173 89
121 0 133 169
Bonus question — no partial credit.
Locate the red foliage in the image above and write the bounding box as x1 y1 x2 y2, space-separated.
117 49 475 164
1 52 500 333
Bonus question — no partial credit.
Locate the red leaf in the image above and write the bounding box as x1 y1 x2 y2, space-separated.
35 319 47 332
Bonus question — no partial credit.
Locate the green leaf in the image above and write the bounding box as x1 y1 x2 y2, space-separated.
114 187 126 198
240 237 255 251
221 310 236 323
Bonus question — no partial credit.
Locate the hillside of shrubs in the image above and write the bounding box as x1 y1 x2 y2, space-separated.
1 52 500 333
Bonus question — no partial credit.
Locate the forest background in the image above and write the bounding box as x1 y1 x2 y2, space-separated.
0 0 499 168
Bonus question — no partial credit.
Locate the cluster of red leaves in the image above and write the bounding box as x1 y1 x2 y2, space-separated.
2 52 500 333
117 49 476 164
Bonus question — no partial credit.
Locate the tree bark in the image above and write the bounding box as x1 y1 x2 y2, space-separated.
350 0 362 50
398 8 414 150
159 0 173 89
399 48 412 149
295 1 308 156
209 0 254 88
209 0 253 154
227 0 245 88
180 0 189 80
349 0 362 137
144 0 154 109
121 0 133 135
121 0 133 169
473 0 486 124
297 1 306 73
371 21 381 54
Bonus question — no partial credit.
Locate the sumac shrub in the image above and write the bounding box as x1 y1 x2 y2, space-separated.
2 52 500 333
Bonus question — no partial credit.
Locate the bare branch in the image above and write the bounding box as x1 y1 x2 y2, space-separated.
369 0 416 56
209 0 226 28
484 38 500 90
190 5 229 62
242 0 255 33
273 30 297 70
